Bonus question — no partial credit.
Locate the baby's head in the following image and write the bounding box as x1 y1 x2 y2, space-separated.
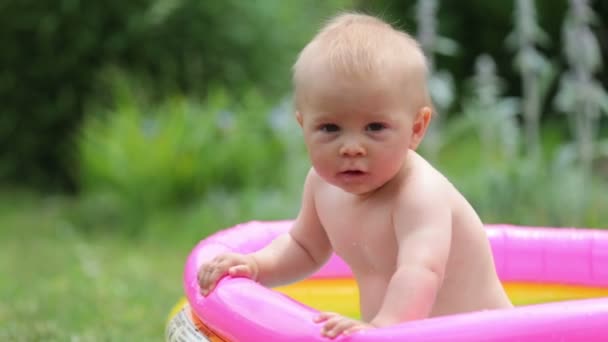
293 12 432 120
292 13 434 195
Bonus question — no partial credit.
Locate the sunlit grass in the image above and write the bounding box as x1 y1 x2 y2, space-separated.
0 193 189 341
0 188 301 341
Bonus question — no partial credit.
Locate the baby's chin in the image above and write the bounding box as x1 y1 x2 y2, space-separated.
313 168 384 195
330 178 383 197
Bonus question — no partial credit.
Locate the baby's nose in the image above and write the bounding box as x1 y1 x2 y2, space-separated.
339 141 366 157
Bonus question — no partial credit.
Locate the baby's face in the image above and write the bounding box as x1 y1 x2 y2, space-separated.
297 76 422 196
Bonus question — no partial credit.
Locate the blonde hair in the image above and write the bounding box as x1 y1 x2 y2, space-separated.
293 12 431 113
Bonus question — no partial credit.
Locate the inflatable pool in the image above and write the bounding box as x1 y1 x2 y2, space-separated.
166 220 608 341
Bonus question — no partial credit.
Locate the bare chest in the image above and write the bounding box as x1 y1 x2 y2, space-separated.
315 191 398 274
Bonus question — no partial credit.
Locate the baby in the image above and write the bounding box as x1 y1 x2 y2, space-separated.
198 12 512 339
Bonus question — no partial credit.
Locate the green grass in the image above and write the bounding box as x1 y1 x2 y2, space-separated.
0 193 202 341
0 188 301 341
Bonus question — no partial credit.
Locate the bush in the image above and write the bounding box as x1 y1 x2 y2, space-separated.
356 0 607 116
0 1 151 190
451 157 608 229
0 0 351 190
77 76 294 229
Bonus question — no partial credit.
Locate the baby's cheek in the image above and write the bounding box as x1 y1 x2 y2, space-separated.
376 151 405 175
310 150 332 167
312 163 334 182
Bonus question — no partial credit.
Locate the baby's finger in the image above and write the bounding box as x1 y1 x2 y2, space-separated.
203 261 225 289
197 265 206 286
198 264 211 288
199 265 215 294
228 265 251 277
321 316 344 334
206 265 226 290
325 319 355 338
343 324 366 336
314 311 339 323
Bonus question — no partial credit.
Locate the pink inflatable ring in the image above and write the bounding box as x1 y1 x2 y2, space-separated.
166 220 608 341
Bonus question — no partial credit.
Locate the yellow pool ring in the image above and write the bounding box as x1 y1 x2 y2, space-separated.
168 278 608 326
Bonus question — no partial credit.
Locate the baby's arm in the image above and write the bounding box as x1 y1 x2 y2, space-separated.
198 169 332 293
253 169 332 287
369 190 452 327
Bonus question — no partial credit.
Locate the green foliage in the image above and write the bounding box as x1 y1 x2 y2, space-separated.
554 0 608 171
5 0 608 230
0 0 350 190
77 76 290 229
451 158 608 228
463 54 521 162
357 0 606 109
433 50 608 229
507 0 558 160
116 0 352 96
414 0 458 162
0 0 152 189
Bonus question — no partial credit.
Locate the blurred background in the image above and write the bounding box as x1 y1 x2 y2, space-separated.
1 0 607 340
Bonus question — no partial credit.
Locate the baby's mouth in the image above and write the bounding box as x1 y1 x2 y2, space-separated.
338 170 368 179
337 170 368 184
341 170 365 175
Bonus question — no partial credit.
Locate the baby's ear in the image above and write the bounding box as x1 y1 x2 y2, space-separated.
409 106 432 149
295 111 303 127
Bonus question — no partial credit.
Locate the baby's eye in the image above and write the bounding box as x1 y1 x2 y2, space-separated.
319 124 340 133
365 122 386 132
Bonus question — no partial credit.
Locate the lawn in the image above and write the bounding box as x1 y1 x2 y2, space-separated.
0 192 213 341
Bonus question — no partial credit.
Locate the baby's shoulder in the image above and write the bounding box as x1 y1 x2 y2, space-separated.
303 167 322 187
398 158 455 205
302 167 332 198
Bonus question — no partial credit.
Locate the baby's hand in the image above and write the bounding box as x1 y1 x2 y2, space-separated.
197 252 258 296
314 312 373 339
